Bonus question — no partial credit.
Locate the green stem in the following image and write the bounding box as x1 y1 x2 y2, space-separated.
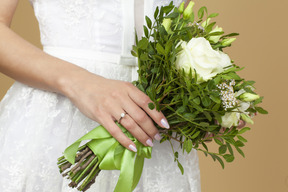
78 161 101 191
75 157 98 184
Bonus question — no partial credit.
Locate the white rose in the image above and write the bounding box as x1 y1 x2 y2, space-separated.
175 37 232 82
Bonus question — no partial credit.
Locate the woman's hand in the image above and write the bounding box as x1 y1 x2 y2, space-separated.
64 71 170 152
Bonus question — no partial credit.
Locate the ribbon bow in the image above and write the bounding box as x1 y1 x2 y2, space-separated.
63 124 152 192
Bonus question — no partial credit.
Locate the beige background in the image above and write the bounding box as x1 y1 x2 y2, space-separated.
0 0 287 191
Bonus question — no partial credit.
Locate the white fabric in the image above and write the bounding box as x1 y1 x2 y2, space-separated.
0 0 201 192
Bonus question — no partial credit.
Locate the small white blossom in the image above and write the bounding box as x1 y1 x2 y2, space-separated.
216 79 238 110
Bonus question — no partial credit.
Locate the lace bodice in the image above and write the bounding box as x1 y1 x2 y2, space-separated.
29 0 184 54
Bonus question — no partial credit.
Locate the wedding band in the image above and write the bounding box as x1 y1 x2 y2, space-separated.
118 112 127 124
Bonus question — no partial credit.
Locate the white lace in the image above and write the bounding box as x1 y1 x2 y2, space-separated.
0 0 200 191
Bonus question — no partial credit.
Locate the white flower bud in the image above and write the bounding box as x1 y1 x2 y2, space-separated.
183 1 195 20
221 38 236 46
162 18 172 34
239 93 260 102
241 113 254 124
209 26 223 43
178 2 185 13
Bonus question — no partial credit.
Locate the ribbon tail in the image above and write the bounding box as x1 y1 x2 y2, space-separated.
114 149 136 192
132 155 145 190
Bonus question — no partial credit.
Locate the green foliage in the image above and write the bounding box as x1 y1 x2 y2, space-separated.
132 1 267 170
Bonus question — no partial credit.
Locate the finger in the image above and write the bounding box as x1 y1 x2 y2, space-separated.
122 98 160 140
120 114 154 147
128 86 170 129
100 115 137 152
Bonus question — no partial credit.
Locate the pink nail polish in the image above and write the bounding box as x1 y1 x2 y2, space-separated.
146 139 153 147
129 144 137 152
161 118 170 129
154 133 161 141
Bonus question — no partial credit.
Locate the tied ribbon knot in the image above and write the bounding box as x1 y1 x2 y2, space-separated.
63 124 152 192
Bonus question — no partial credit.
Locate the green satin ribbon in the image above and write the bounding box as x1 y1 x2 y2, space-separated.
63 123 152 192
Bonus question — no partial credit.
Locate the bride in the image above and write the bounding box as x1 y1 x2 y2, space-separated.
0 0 201 191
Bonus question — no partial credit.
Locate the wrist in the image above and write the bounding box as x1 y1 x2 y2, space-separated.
55 67 89 98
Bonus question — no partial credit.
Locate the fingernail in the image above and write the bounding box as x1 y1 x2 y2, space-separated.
161 118 170 129
154 133 161 141
129 144 137 152
146 139 154 147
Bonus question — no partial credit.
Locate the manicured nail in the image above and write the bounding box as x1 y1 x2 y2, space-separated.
129 144 137 152
161 118 170 129
154 133 161 141
146 139 154 147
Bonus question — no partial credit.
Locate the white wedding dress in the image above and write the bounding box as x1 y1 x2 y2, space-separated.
0 0 201 191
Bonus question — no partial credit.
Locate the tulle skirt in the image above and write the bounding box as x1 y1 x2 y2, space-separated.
0 48 201 192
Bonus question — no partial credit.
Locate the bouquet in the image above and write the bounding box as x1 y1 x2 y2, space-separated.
57 1 268 192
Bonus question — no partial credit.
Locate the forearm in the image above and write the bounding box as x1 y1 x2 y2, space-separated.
0 22 99 97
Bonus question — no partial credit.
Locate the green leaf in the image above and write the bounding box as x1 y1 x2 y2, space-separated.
208 125 218 132
214 155 225 169
185 139 193 153
174 151 179 159
202 142 208 151
176 106 186 114
198 6 207 19
145 16 152 29
208 31 225 37
202 96 211 107
212 103 221 111
214 138 223 145
154 6 159 19
205 22 216 33
177 161 184 175
140 53 149 61
193 97 201 105
165 12 179 19
236 146 245 157
237 135 247 143
191 131 201 139
148 102 155 110
203 111 212 121
223 154 235 162
138 38 149 50
226 143 234 155
210 94 221 104
221 33 239 39
208 13 219 18
183 113 196 120
235 140 245 147
219 145 227 154
199 122 209 127
156 43 165 55
131 50 137 57
255 107 268 114
162 5 174 14
238 127 251 134
165 40 173 56
143 26 149 38
253 97 264 105
207 80 215 90
212 111 222 124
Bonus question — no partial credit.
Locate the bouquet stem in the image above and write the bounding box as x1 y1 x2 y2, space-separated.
58 146 101 192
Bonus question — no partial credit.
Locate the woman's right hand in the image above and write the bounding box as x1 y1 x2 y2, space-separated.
64 70 170 152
